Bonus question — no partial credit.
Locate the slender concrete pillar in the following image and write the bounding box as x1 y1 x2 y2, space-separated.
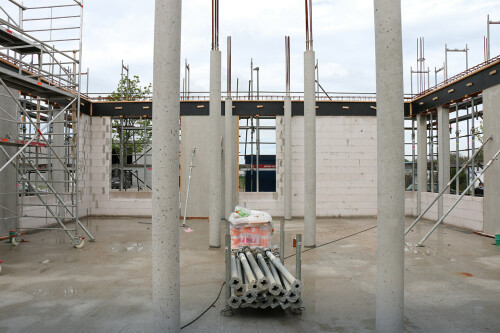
417 114 427 215
53 106 66 219
483 84 500 235
209 50 222 247
304 50 316 247
437 106 450 218
374 1 405 332
152 0 181 331
284 96 292 220
224 97 233 219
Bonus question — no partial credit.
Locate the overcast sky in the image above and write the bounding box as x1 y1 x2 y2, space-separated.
81 0 499 96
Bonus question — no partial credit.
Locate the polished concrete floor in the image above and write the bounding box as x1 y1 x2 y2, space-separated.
0 216 499 333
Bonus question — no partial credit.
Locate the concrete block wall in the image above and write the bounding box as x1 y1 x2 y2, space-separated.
405 191 483 231
240 115 378 217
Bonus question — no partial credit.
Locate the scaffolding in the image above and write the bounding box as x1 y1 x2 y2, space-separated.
111 116 152 191
0 0 94 247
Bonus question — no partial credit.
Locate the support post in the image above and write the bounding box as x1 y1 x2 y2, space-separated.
483 84 500 235
417 114 427 215
374 0 405 331
284 96 292 220
209 49 222 247
304 49 316 248
437 106 450 218
225 98 233 218
152 0 182 330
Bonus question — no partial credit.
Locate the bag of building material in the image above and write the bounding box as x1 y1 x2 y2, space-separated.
229 206 273 249
229 206 272 224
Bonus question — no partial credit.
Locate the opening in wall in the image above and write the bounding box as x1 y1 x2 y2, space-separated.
238 116 276 192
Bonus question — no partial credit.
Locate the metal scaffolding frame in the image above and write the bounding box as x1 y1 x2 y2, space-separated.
110 116 152 192
405 96 484 195
238 116 276 192
0 0 94 247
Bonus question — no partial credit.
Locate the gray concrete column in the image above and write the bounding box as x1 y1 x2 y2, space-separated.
53 107 66 219
483 84 500 235
284 96 292 220
304 50 316 247
417 113 427 215
209 49 222 247
437 106 450 218
374 0 405 332
224 97 233 219
152 0 182 331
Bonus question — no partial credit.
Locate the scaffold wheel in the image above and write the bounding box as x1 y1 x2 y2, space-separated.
11 236 20 246
73 238 84 249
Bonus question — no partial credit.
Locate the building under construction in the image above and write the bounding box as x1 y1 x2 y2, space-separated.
0 0 499 332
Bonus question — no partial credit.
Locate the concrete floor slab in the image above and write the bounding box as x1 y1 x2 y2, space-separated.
0 217 498 332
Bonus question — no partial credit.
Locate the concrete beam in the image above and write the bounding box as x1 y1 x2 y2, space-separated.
483 84 500 235
437 106 450 218
417 114 427 214
209 50 222 247
151 0 181 330
374 0 405 332
303 50 316 247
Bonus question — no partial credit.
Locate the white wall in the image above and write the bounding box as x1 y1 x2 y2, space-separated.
405 191 483 231
240 115 378 217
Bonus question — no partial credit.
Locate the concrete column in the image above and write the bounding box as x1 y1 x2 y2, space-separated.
53 107 66 219
284 96 292 220
437 106 450 218
224 97 233 219
304 50 316 247
152 0 181 331
209 49 222 247
483 84 500 235
417 113 427 215
374 1 405 332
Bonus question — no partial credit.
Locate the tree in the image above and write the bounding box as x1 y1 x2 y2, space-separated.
110 71 152 161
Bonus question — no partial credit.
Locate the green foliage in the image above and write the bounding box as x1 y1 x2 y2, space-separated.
110 71 152 156
109 75 152 101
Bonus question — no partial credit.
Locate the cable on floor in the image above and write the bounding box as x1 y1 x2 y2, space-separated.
181 281 226 330
284 225 378 259
181 225 377 329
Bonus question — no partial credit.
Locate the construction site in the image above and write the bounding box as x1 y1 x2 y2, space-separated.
0 0 499 332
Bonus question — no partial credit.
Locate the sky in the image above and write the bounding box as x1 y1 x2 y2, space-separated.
79 0 500 97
